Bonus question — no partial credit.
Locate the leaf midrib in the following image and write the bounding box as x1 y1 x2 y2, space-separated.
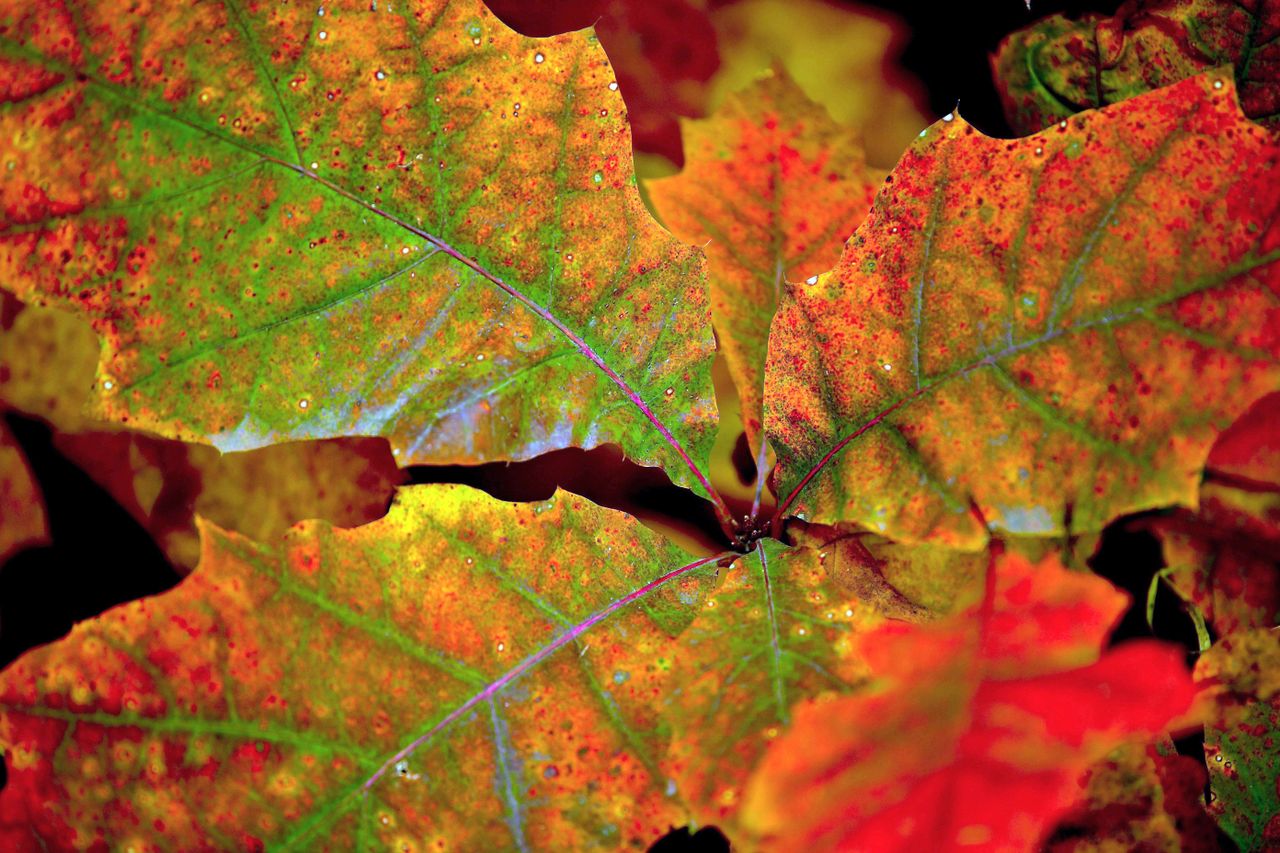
0 30 723 505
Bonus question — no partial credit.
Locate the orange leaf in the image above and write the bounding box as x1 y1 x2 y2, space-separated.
648 70 878 448
0 487 722 848
765 75 1280 547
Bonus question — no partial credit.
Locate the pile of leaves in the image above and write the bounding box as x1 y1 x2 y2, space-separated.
0 0 1277 849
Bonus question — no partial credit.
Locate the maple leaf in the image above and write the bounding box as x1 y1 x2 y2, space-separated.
647 70 879 460
992 0 1280 135
0 0 724 509
741 551 1199 852
765 74 1280 548
0 487 724 849
2 2 1278 848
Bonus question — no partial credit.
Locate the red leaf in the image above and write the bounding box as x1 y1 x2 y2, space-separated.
743 552 1199 852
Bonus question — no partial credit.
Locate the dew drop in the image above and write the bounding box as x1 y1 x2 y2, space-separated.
1214 754 1224 763
375 70 386 80
882 363 892 371
317 7 325 15
395 760 408 776
496 642 505 652
472 37 481 45
942 112 954 122
299 398 310 409
805 275 818 285
665 779 678 797
534 52 545 64
664 387 674 396
1034 146 1043 156
1058 119 1068 129
1213 79 1224 90
309 161 319 170
592 171 604 184
102 380 114 391
918 128 927 138
317 30 327 40
475 353 485 361
844 608 854 617
608 81 618 91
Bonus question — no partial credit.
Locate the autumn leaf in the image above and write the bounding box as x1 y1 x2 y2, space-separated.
1044 743 1223 852
0 0 723 505
742 551 1199 852
765 74 1280 548
993 0 1280 136
647 70 879 456
1146 392 1280 636
1195 627 1280 850
661 540 919 833
484 0 926 171
706 0 927 170
0 486 724 849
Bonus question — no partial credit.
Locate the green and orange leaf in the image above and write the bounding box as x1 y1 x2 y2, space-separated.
0 0 720 499
0 292 405 572
0 486 724 849
765 75 1280 547
661 540 919 835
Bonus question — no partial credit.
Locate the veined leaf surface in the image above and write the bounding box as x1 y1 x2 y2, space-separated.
0 486 723 849
661 539 920 834
765 75 1280 547
0 0 721 498
648 71 877 448
993 0 1280 135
